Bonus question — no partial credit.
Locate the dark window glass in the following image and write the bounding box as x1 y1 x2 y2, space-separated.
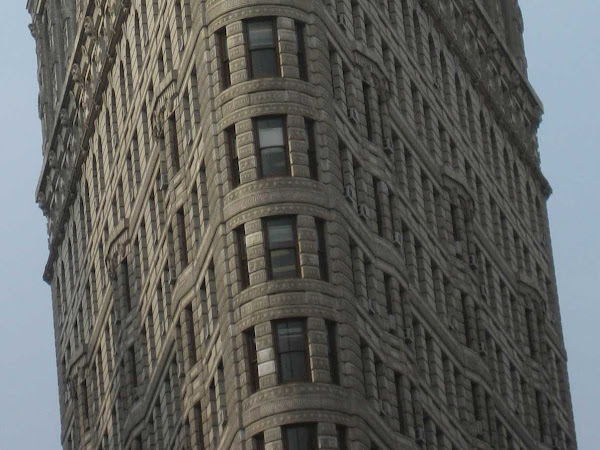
227 126 240 187
119 260 131 310
176 207 189 268
264 216 298 280
235 226 249 289
395 373 408 435
336 425 348 450
373 178 383 235
384 274 393 314
217 28 230 88
295 21 308 81
185 304 197 365
246 19 279 78
252 433 265 450
363 82 373 141
315 219 328 281
168 113 181 171
304 118 318 180
326 320 339 384
193 402 204 449
256 116 288 177
244 327 259 392
275 319 309 383
283 423 317 450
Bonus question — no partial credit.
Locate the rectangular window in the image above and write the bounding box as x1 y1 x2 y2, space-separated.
217 28 230 89
226 126 240 187
525 308 537 358
244 327 259 393
363 82 373 141
193 402 204 449
275 319 309 383
255 116 288 178
235 226 249 289
119 260 131 311
185 304 197 364
246 19 279 79
295 21 308 80
252 433 265 450
315 218 328 281
395 373 408 435
168 113 181 172
384 274 393 314
263 216 299 280
199 163 210 227
336 425 348 450
304 118 318 180
176 207 189 269
283 423 317 450
326 320 339 384
373 178 383 235
81 380 89 421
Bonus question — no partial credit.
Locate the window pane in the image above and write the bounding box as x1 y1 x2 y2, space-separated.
280 352 308 382
258 117 286 176
261 146 287 177
284 425 315 450
251 49 278 77
270 248 297 279
245 328 258 392
258 117 284 147
277 321 305 351
266 217 294 248
222 38 229 60
252 433 265 450
248 21 275 48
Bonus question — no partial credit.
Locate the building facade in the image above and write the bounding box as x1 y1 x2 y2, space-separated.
27 0 576 449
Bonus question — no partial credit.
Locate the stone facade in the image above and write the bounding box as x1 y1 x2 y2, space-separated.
27 0 576 449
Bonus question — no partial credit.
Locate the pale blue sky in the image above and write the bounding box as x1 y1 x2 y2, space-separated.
0 2 597 449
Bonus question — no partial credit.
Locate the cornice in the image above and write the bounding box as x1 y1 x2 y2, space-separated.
422 0 551 196
39 0 133 283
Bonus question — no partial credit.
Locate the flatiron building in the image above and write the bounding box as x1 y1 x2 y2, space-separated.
27 0 577 448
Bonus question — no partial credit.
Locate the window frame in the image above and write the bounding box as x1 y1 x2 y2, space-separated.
304 118 319 180
226 125 240 188
373 177 383 236
235 225 249 289
295 21 308 81
184 304 197 365
244 17 280 80
244 327 259 393
217 27 231 89
263 215 299 280
176 207 189 269
326 320 339 384
254 115 290 178
167 112 181 171
274 318 310 384
363 82 374 141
